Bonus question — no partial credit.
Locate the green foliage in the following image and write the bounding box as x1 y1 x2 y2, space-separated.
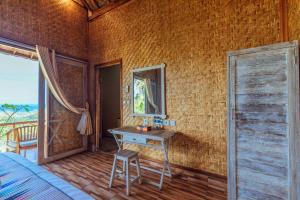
134 79 146 114
0 104 30 114
134 94 145 114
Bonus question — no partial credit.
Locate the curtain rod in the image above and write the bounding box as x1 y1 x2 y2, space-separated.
0 37 88 64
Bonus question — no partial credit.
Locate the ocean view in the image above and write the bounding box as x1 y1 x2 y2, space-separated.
0 104 38 123
0 52 39 152
0 104 38 111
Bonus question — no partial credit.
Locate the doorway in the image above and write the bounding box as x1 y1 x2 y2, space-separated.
95 60 122 152
0 47 39 163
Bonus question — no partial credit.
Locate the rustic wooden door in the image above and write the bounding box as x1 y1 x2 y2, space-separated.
42 57 88 163
227 41 300 200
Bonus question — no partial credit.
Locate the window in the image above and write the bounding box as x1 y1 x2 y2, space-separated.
133 78 146 114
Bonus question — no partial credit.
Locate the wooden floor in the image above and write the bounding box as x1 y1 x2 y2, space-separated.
44 152 227 200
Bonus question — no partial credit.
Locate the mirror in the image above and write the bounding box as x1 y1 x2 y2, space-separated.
131 64 166 118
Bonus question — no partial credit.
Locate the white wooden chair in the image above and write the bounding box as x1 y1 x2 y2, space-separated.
109 149 142 196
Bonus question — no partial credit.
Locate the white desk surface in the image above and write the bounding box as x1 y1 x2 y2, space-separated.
108 126 176 140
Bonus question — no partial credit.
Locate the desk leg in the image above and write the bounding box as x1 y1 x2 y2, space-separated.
112 134 125 178
162 140 172 177
158 140 172 190
159 162 165 190
113 134 123 151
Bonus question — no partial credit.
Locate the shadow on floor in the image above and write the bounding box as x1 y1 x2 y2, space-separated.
100 137 118 152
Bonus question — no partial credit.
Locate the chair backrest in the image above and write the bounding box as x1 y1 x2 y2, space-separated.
16 125 38 142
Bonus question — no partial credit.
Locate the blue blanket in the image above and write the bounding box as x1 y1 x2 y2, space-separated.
0 153 93 200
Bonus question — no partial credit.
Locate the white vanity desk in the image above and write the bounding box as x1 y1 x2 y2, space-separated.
108 126 176 190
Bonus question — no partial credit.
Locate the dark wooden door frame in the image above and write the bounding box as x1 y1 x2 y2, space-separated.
94 59 123 150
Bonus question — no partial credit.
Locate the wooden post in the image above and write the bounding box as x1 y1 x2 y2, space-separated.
279 0 288 42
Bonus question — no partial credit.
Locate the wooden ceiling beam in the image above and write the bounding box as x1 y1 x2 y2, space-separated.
95 0 112 7
85 0 99 10
71 0 86 8
89 0 131 21
80 0 93 11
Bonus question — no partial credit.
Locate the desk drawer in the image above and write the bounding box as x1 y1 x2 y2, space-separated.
123 135 147 144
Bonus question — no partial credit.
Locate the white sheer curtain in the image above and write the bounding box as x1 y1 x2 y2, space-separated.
144 78 159 114
36 45 93 136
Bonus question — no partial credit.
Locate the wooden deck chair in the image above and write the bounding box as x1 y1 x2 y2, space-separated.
6 125 38 157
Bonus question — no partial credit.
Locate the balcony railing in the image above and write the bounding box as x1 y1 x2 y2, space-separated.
0 120 38 128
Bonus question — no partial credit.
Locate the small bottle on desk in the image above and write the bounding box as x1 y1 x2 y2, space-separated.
153 116 163 130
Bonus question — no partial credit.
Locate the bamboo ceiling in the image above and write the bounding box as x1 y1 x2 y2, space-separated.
72 0 129 20
73 0 123 11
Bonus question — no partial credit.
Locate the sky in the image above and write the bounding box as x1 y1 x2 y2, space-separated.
0 52 39 105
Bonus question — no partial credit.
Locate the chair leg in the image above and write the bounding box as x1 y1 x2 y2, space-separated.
126 159 131 196
24 149 27 158
135 157 142 184
16 146 20 154
109 155 117 188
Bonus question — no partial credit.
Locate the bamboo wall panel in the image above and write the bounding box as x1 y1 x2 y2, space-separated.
48 61 84 156
288 0 300 41
0 0 88 59
88 0 281 175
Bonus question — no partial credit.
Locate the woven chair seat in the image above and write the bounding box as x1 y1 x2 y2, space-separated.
7 140 37 148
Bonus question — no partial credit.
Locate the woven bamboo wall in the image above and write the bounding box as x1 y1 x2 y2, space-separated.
88 0 281 175
288 0 300 41
48 60 84 156
0 0 88 59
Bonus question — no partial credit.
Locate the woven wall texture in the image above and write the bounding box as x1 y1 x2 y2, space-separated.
289 0 300 41
0 0 88 59
88 0 281 175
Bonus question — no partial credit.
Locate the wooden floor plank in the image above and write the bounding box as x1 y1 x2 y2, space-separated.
44 152 227 200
